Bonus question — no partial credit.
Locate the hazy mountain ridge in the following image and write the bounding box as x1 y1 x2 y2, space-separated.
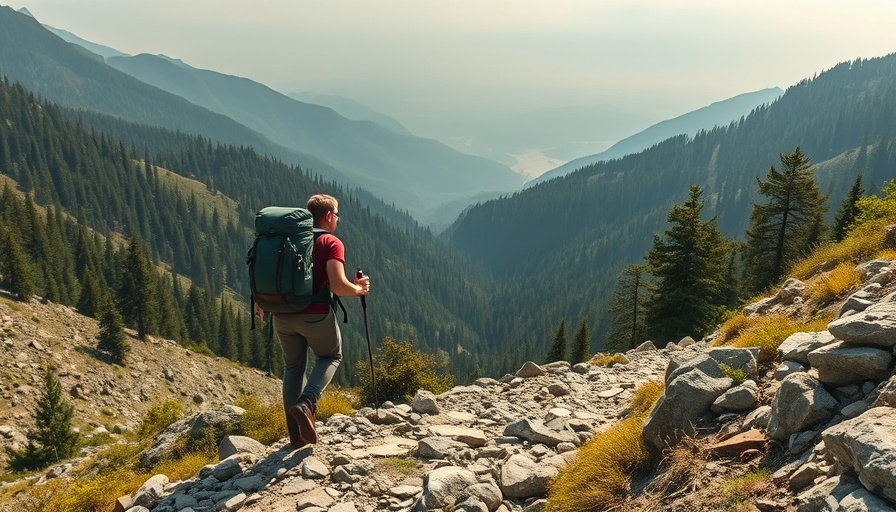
0 6 352 185
287 91 413 137
530 87 785 186
6 6 522 224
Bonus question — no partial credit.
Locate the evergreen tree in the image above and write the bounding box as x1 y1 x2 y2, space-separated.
607 264 650 352
97 300 129 363
117 235 158 340
5 367 79 471
547 319 567 362
744 147 828 293
832 173 864 242
645 185 731 345
76 268 104 318
571 318 591 363
0 227 36 301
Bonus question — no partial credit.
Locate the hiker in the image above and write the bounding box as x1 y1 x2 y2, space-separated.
268 194 370 448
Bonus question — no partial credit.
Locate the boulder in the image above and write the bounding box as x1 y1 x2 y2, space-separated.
806 341 892 385
822 407 896 503
778 331 835 366
767 373 838 442
499 453 557 499
416 466 477 510
828 292 896 348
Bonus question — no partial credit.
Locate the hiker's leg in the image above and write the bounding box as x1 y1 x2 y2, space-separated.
299 310 343 402
274 314 309 438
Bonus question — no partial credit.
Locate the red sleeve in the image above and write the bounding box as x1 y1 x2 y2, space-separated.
319 234 344 263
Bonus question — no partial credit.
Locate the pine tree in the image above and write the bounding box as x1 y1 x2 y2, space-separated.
5 367 79 471
607 264 650 352
97 300 129 363
571 318 591 363
645 185 731 345
547 319 567 362
76 268 104 318
0 227 36 301
744 147 828 294
117 235 158 340
832 173 864 242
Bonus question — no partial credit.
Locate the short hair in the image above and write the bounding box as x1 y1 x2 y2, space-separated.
307 194 338 223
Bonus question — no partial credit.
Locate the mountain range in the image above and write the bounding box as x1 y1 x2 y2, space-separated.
529 87 785 185
1 6 523 224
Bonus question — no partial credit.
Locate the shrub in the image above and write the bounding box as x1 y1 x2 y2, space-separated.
137 399 182 438
153 451 216 482
355 337 453 405
38 469 144 512
235 395 287 445
719 363 747 385
545 380 663 512
807 262 861 303
316 387 358 421
589 353 630 367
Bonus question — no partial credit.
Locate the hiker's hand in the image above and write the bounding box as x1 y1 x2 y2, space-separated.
254 303 265 318
354 274 370 296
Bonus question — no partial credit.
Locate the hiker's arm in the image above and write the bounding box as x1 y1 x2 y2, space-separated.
326 259 370 297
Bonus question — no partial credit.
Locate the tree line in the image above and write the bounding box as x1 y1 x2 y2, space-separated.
604 147 866 350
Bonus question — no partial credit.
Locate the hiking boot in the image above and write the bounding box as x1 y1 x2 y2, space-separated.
289 401 318 446
288 430 305 450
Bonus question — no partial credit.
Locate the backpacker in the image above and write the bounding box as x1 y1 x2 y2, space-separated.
247 207 320 314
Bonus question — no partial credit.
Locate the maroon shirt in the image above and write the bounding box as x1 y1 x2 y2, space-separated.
302 232 344 314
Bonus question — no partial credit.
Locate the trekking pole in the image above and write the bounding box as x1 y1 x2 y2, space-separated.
356 268 378 413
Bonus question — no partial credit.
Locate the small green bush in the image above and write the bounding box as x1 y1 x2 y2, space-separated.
355 337 453 405
718 363 747 385
137 400 182 438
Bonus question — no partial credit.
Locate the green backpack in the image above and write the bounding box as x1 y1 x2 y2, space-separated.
247 207 318 313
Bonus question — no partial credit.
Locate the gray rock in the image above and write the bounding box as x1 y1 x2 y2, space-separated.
796 475 860 512
642 369 732 453
417 436 465 459
631 341 657 352
806 341 892 385
411 390 440 415
132 474 169 509
515 361 546 378
743 405 772 430
301 457 330 479
218 435 266 460
767 373 838 442
417 466 477 510
711 380 758 413
503 418 577 447
872 376 896 407
828 292 896 347
839 488 896 511
775 360 806 381
822 407 896 503
499 454 557 499
778 331 836 366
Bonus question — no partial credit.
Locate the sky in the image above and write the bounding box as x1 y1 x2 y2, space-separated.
5 1 896 142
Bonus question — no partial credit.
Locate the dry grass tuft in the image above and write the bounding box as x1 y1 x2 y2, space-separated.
791 217 889 280
235 394 287 445
647 435 712 499
712 313 833 363
544 380 663 512
317 386 359 421
807 262 861 304
719 469 771 511
590 353 630 367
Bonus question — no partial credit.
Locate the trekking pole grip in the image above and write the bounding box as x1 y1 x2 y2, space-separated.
356 268 367 307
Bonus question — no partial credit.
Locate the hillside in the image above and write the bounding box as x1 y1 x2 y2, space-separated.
447 54 896 352
0 293 281 466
